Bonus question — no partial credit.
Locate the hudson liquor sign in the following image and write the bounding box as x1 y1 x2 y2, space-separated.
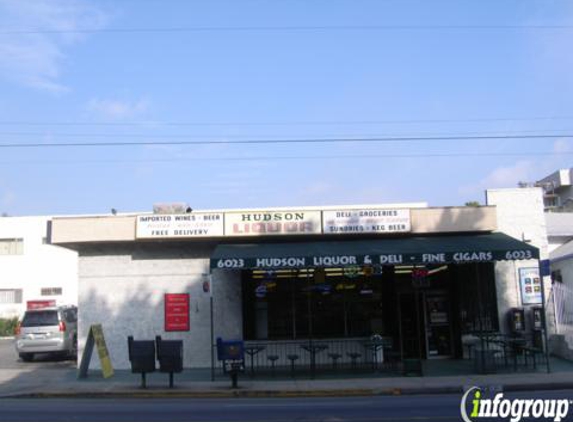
323 208 411 234
225 210 322 236
136 213 224 239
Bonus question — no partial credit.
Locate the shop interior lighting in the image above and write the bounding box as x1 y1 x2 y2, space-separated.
252 266 392 279
428 265 448 275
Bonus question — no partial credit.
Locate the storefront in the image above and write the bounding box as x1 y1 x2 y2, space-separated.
212 233 537 362
50 188 550 372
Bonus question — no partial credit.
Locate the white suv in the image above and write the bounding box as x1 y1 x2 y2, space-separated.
14 306 78 362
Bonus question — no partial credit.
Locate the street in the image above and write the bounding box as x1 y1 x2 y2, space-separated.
3 391 573 422
0 395 464 422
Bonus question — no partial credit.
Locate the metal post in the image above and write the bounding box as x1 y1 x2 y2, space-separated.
552 284 560 335
538 261 551 373
397 293 404 361
209 273 215 382
475 263 486 373
307 269 313 339
415 289 423 362
231 371 238 389
306 269 316 379
474 264 485 332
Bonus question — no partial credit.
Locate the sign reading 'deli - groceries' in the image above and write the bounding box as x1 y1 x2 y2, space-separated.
323 208 411 234
225 210 322 236
136 213 224 239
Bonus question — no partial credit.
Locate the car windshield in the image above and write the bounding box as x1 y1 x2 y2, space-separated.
21 311 59 327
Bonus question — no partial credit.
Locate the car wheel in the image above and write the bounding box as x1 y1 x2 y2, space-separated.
19 353 34 362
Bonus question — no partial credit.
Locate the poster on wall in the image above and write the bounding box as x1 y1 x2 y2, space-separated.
519 267 542 305
165 293 190 331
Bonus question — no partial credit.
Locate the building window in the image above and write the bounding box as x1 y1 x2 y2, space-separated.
0 238 23 255
0 289 23 304
41 287 63 296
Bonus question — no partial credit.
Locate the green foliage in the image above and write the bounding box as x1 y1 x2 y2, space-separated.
0 317 18 337
465 201 480 207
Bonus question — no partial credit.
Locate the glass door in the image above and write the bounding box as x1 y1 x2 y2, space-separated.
424 293 453 358
398 292 425 359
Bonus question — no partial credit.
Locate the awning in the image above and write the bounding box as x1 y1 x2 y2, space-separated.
210 232 539 270
550 239 573 264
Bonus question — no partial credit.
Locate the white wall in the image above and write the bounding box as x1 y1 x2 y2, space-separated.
77 243 242 370
552 259 573 289
549 237 572 254
486 188 551 334
0 217 78 319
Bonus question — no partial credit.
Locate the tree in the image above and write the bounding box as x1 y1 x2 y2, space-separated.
464 201 480 207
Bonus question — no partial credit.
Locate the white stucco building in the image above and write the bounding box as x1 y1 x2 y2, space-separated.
43 187 553 372
535 170 573 352
537 168 573 211
0 216 78 319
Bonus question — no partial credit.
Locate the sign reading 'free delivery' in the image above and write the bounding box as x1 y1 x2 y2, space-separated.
136 208 412 239
136 213 224 238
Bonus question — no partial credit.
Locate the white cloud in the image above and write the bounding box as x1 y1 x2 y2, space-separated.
293 180 399 207
0 0 109 92
0 181 15 209
87 97 150 119
1 190 15 207
459 141 572 199
553 138 572 154
481 160 534 188
302 181 333 196
459 160 535 197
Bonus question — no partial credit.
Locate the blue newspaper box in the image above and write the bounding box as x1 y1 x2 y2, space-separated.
216 338 245 373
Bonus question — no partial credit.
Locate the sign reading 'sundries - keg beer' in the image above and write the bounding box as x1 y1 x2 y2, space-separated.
323 209 411 234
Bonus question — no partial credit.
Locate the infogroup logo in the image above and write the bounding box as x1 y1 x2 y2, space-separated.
460 387 570 422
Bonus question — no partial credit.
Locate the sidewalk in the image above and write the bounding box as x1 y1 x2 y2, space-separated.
1 365 573 399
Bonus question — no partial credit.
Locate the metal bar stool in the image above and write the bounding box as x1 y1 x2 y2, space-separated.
267 355 279 377
287 354 299 377
347 352 362 370
328 353 342 370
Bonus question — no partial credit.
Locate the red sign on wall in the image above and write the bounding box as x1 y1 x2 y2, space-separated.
27 300 56 310
164 293 190 332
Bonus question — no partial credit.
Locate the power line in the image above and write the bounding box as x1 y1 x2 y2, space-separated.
0 134 569 148
0 129 568 140
0 151 570 165
1 24 573 35
0 116 570 127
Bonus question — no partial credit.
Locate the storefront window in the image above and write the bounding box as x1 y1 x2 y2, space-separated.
242 268 389 340
454 263 499 333
242 262 500 350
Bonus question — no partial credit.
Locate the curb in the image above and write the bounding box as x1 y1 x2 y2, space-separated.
4 389 376 400
5 382 573 400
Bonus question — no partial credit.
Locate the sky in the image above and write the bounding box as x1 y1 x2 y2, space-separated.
0 0 572 216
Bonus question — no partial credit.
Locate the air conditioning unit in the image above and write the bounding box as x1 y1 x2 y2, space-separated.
153 203 191 214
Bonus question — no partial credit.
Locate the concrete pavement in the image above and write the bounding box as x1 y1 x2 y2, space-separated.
2 338 573 399
2 365 573 399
